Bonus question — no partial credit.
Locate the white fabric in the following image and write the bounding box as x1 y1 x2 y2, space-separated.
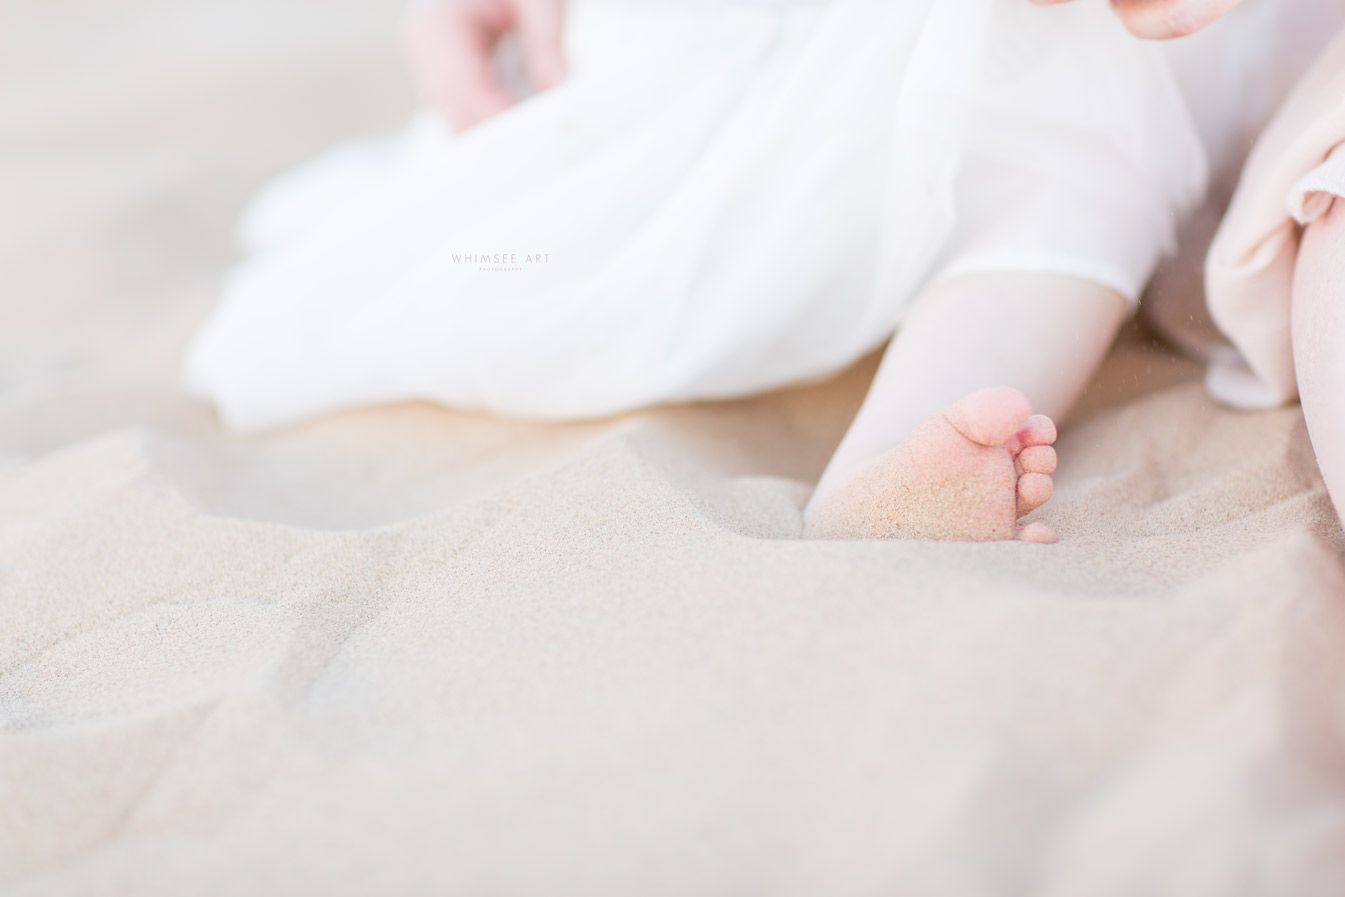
185 0 1208 431
1290 142 1345 226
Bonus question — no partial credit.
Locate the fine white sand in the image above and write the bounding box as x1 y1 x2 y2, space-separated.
3 1 1345 894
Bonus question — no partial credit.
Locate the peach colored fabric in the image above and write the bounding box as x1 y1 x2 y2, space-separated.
1205 28 1345 408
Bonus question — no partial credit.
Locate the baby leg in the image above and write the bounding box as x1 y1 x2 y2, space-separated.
1291 199 1345 530
804 272 1129 542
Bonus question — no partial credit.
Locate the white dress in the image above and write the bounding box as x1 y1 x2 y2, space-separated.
186 0 1211 431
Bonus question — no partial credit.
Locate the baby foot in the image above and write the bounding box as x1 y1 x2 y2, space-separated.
804 387 1058 543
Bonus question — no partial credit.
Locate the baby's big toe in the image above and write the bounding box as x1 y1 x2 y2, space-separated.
943 387 1033 447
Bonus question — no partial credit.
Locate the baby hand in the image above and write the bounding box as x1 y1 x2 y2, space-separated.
401 0 566 132
1032 0 1243 39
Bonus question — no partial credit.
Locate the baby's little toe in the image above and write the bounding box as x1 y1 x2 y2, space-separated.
1017 522 1058 544
1017 472 1053 516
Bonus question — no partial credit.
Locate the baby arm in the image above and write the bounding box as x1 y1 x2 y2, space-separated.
1032 0 1243 39
402 0 566 132
804 272 1129 543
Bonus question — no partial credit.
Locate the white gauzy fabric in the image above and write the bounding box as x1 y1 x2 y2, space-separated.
184 0 1206 431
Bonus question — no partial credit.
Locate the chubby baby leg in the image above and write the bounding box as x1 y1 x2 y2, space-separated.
1291 199 1345 529
804 272 1129 542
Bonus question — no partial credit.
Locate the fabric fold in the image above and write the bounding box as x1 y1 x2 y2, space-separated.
1204 30 1345 410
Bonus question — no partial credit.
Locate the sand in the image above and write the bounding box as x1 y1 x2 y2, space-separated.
3 0 1345 894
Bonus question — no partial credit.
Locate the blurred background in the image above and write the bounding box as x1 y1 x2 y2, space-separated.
0 0 410 394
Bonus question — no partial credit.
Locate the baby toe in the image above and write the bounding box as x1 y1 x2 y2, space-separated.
1017 472 1053 516
1017 444 1057 476
1016 414 1058 448
943 387 1033 447
1017 522 1058 544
